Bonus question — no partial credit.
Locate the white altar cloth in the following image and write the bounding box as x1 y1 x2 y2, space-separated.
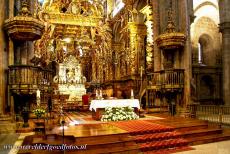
89 99 140 111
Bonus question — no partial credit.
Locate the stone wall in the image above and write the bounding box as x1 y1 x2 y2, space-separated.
192 17 222 65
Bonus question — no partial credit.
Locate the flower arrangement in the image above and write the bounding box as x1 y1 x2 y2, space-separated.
101 106 139 122
33 107 46 119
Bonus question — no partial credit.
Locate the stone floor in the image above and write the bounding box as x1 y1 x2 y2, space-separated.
177 140 230 154
0 133 19 154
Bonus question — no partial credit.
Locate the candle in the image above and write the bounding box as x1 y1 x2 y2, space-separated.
131 89 134 98
96 89 98 97
36 89 40 98
100 90 102 97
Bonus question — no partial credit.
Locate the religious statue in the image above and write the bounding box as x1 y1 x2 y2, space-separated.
67 68 75 82
92 0 104 16
43 0 61 12
42 0 51 10
66 0 81 14
36 89 41 106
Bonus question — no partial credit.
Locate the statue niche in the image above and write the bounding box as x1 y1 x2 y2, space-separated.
54 55 86 102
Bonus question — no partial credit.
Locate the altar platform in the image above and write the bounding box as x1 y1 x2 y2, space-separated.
18 112 230 154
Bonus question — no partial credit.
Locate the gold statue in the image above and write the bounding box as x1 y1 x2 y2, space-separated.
67 0 81 14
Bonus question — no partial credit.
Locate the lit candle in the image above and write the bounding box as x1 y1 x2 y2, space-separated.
131 89 134 99
100 90 102 98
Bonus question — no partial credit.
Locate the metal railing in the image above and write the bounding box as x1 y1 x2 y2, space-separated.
188 104 230 127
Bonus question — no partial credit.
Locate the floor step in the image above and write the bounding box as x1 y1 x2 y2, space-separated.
143 146 194 154
139 138 189 152
68 145 141 154
77 137 136 150
0 123 16 134
187 133 230 145
181 128 222 138
173 122 208 131
134 131 180 143
75 133 130 144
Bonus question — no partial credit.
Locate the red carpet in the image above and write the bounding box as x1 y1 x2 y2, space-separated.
110 120 174 135
64 113 193 153
110 120 193 153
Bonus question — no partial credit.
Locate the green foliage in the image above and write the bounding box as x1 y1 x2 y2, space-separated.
33 107 46 118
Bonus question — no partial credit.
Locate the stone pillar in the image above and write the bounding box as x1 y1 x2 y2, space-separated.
181 0 192 107
152 0 161 72
8 0 14 65
219 0 230 105
0 0 6 114
8 0 15 117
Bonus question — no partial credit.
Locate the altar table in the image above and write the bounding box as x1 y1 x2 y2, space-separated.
89 99 140 120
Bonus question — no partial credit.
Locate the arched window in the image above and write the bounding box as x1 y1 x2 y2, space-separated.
198 42 203 64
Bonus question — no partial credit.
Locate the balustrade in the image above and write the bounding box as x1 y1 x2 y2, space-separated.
8 65 53 94
147 69 184 90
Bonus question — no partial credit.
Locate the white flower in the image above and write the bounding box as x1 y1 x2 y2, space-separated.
101 106 139 121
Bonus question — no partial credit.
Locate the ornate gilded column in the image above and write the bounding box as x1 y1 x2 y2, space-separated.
98 52 104 83
140 5 154 72
112 42 122 80
91 51 97 83
219 0 230 105
106 50 113 81
128 22 146 75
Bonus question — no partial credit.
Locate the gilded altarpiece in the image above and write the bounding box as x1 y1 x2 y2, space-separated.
128 22 146 75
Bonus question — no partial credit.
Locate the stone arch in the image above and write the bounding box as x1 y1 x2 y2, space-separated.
191 16 221 65
198 34 213 65
194 1 218 13
193 0 219 25
112 21 122 42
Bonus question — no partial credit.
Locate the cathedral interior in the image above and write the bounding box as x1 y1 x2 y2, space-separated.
1 0 230 153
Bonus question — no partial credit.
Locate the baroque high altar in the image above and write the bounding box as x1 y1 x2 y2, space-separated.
53 55 86 101
1 0 230 134
3 0 189 117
